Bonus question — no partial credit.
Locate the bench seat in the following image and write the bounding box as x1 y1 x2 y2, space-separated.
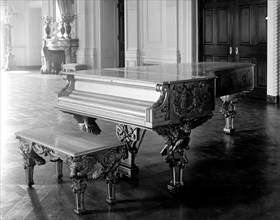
15 126 127 215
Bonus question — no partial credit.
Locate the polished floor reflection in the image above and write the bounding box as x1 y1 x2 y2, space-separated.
1 69 280 220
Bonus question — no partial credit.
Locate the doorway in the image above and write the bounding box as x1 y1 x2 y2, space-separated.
118 0 125 67
198 0 267 99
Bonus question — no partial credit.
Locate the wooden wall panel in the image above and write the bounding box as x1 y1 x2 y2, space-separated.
257 5 267 43
257 59 267 87
204 9 214 44
217 8 229 44
239 6 251 44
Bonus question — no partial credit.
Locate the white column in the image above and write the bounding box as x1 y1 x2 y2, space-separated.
76 0 97 69
181 0 198 63
267 0 280 102
125 0 141 67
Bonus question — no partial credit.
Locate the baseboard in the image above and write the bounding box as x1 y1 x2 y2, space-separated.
15 66 41 71
266 95 279 104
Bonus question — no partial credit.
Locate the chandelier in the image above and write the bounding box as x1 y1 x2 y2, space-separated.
1 1 17 25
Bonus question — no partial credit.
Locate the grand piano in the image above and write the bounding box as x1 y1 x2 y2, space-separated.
57 62 254 191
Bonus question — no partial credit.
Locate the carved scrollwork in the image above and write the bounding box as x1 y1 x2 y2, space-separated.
70 47 78 63
17 137 46 168
155 123 191 160
32 143 62 161
71 178 88 194
66 154 98 178
73 114 101 135
116 124 140 154
58 74 75 97
219 92 246 118
154 114 213 191
92 146 128 181
172 81 212 118
150 84 169 121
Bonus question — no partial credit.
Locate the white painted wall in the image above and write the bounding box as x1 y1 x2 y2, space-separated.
100 0 118 68
8 0 42 66
125 0 198 66
27 7 42 66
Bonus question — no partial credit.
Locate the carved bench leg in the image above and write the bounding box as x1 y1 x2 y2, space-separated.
17 138 46 187
105 175 116 203
67 155 97 215
92 146 128 203
25 160 36 187
56 159 63 179
72 177 88 215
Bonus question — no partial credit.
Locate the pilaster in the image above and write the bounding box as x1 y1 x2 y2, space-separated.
267 0 280 103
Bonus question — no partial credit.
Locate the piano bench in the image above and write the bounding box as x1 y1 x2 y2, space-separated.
15 126 127 215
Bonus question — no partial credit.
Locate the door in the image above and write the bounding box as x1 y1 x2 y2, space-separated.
118 0 125 67
199 0 267 99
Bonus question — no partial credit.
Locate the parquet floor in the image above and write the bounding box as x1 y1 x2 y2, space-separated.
0 69 280 220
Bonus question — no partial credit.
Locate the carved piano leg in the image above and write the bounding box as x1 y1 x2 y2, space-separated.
220 93 246 134
73 114 101 135
71 177 88 215
18 138 46 187
116 124 146 178
155 123 190 192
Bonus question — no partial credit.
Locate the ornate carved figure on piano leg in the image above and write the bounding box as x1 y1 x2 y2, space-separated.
155 114 213 192
155 123 190 192
116 124 146 177
73 114 101 135
17 138 46 186
219 92 247 134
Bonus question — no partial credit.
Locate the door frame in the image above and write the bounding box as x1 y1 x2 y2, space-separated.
197 0 268 100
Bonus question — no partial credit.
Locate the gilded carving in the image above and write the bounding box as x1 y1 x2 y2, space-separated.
154 113 213 192
116 124 140 154
73 114 101 135
71 178 88 215
58 74 75 97
150 84 169 121
219 92 248 134
92 147 128 180
18 137 46 167
70 47 78 63
67 155 98 178
172 81 212 118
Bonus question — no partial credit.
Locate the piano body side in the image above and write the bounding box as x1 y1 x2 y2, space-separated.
207 65 255 97
56 72 170 129
56 72 216 130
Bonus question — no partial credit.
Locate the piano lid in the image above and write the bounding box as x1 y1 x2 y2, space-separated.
60 64 216 86
107 62 255 77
